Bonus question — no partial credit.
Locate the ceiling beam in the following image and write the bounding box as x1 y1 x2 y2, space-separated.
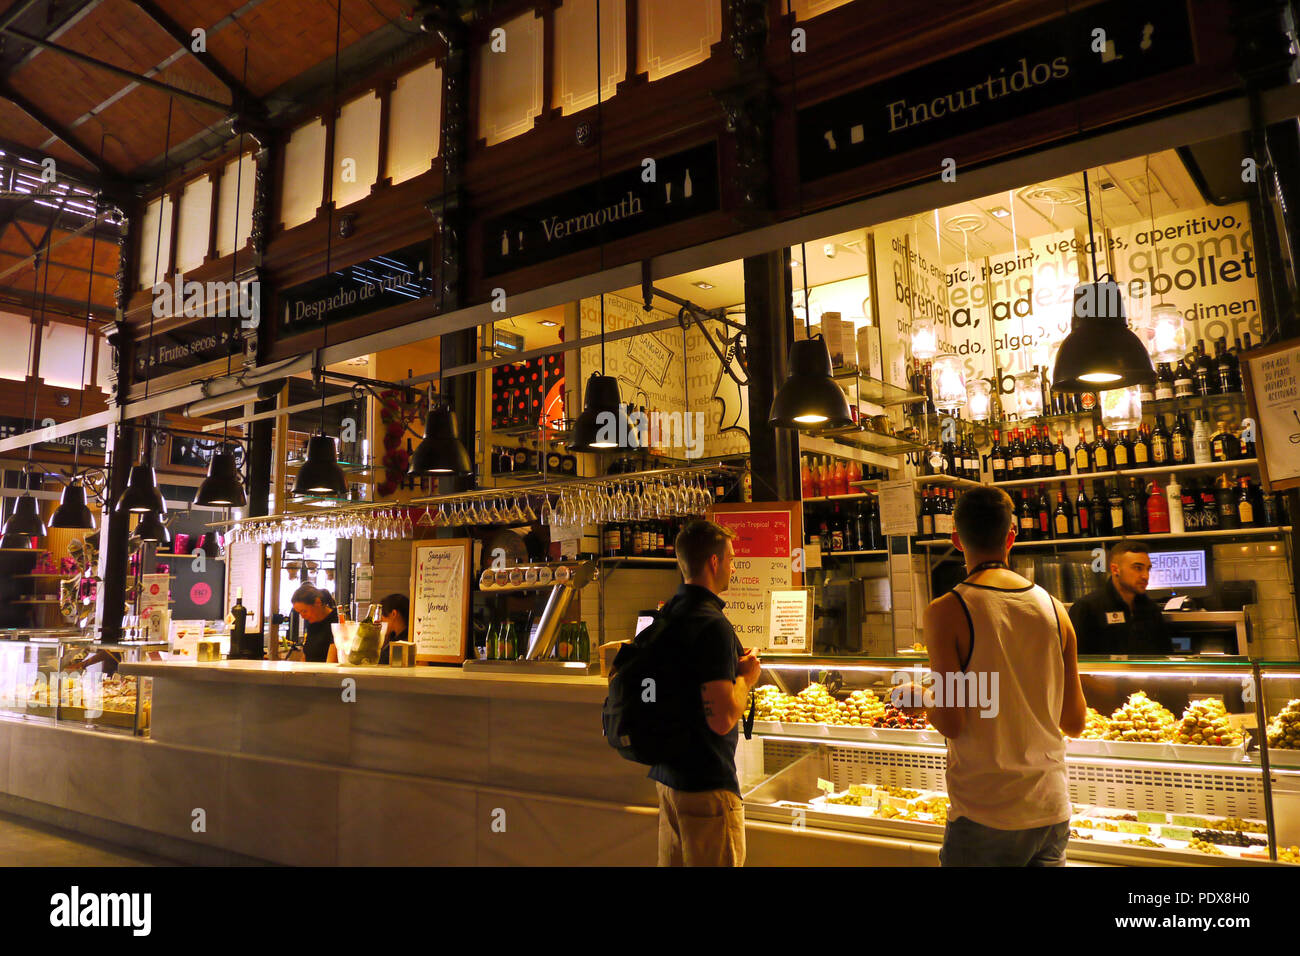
0 25 233 113
0 133 104 189
0 80 106 174
127 0 264 118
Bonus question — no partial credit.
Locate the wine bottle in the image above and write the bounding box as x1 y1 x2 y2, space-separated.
1173 356 1195 399
1018 489 1037 541
1217 476 1240 530
1010 430 1027 481
1113 429 1131 469
1132 424 1151 466
1053 430 1070 476
1151 416 1171 465
990 430 1007 482
1094 427 1111 472
1193 340 1216 397
1155 363 1176 402
1027 425 1044 478
1075 428 1093 475
1090 484 1108 536
1108 483 1126 534
1171 412 1192 465
1053 489 1074 538
1237 476 1257 528
1216 337 1240 393
1124 479 1144 534
1036 485 1051 539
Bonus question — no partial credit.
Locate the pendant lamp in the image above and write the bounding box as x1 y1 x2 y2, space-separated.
572 373 623 450
132 510 170 545
1051 278 1155 391
1 530 33 549
769 336 854 429
116 461 167 514
196 446 247 507
409 398 473 476
4 491 46 537
293 435 348 497
50 477 95 529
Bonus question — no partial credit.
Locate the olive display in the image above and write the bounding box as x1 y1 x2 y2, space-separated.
1267 698 1300 750
1188 838 1226 855
1104 691 1177 742
1122 837 1165 848
749 683 927 729
1174 698 1244 746
1280 845 1300 865
1191 829 1266 848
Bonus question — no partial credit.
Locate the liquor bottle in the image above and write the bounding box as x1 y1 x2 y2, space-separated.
967 434 981 481
835 458 850 497
1216 337 1240 393
1155 363 1176 402
1138 374 1156 405
1216 476 1240 530
848 459 863 488
1173 356 1195 399
1075 428 1093 475
851 503 867 551
1146 480 1171 534
1036 485 1052 539
1090 483 1109 536
1113 429 1131 469
1182 479 1201 530
227 588 248 660
1193 479 1216 530
802 456 816 499
1094 427 1112 472
936 491 954 536
1191 415 1212 464
1053 430 1070 476
1075 485 1091 536
1027 426 1045 478
1240 477 1260 529
869 495 882 548
1053 489 1074 539
1171 412 1192 465
831 506 845 552
1151 415 1171 465
1108 483 1126 534
1262 487 1280 528
1210 421 1241 462
1018 489 1037 541
1241 422 1256 459
921 490 935 537
1124 479 1144 534
990 430 1007 482
1132 424 1151 466
1166 476 1185 534
604 523 621 557
1010 431 1027 481
1193 340 1217 396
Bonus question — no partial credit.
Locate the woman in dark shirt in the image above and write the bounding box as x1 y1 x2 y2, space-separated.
290 584 338 662
378 593 409 665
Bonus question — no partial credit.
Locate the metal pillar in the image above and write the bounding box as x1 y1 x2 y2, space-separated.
743 248 798 502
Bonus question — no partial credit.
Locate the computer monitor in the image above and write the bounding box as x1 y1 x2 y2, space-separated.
1146 548 1213 599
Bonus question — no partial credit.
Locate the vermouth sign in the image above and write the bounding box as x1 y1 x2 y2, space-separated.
798 0 1195 181
482 142 719 277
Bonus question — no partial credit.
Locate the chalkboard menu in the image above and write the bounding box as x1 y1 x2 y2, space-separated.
409 539 471 664
707 503 804 651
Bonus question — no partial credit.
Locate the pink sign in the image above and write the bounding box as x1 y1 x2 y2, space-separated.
190 582 213 606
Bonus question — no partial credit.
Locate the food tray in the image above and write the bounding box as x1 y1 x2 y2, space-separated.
752 719 945 746
1097 739 1247 763
57 706 136 728
1066 739 1108 756
1249 748 1300 768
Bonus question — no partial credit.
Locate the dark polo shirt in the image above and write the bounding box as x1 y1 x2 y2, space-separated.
1069 578 1172 656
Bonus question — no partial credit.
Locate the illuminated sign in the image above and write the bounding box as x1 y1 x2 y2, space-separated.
1148 550 1207 590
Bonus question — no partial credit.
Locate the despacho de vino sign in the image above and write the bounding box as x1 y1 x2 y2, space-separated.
798 0 1195 182
481 142 719 277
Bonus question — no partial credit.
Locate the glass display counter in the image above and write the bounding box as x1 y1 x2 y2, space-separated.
0 630 164 736
742 655 1300 866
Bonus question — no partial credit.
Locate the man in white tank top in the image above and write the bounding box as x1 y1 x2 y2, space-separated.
900 487 1087 866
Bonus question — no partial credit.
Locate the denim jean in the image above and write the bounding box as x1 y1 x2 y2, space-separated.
939 815 1070 867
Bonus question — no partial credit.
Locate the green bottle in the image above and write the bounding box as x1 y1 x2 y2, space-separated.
486 621 499 660
576 622 590 663
501 621 517 660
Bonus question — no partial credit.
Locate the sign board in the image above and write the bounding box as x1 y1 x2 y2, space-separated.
224 540 263 630
483 142 720 276
278 240 434 333
768 588 814 653
708 502 803 651
1242 339 1300 490
1147 550 1208 590
139 572 170 638
0 416 106 457
879 479 919 536
168 435 246 470
136 325 243 378
798 0 1194 181
409 539 471 664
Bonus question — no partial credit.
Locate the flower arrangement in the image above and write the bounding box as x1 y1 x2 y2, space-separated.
376 388 426 496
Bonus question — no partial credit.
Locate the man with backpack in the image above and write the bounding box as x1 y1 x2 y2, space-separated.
603 519 760 866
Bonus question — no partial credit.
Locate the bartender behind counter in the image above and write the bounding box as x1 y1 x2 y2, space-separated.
291 584 339 662
1068 540 1171 656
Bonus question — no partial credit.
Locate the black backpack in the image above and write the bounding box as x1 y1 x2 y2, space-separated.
601 605 754 766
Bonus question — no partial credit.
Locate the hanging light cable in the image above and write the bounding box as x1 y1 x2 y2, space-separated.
1051 168 1155 392
2 244 49 540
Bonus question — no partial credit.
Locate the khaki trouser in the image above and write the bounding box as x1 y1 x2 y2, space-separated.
655 782 746 866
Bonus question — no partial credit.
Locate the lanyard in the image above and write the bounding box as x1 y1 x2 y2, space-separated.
965 560 1008 579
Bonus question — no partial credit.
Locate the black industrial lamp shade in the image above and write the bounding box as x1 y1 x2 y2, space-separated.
50 480 95 529
1 530 33 549
293 435 348 496
132 510 170 545
115 463 166 514
196 448 247 508
768 336 855 429
199 533 223 558
4 494 46 537
409 404 472 476
572 374 623 451
1051 280 1156 392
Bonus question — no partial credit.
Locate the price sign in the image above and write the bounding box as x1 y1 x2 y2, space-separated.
409 539 471 664
768 587 813 653
709 502 803 651
816 777 835 794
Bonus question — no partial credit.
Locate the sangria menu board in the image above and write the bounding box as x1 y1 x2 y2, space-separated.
409 539 471 663
708 503 803 651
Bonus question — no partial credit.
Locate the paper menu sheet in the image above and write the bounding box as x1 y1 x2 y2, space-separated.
768 589 811 652
410 543 468 660
878 479 917 537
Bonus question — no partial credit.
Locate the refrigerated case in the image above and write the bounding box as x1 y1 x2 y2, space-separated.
741 656 1300 866
0 630 161 736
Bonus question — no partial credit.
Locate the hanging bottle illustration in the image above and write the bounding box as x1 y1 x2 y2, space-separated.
501 230 510 256
665 181 673 204
517 230 524 252
683 169 693 199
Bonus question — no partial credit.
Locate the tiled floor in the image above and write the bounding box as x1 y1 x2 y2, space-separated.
0 812 177 867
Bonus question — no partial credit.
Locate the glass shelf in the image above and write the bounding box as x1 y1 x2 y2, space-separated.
831 369 926 408
810 425 927 456
852 473 983 490
992 458 1260 489
916 525 1292 550
914 392 1250 431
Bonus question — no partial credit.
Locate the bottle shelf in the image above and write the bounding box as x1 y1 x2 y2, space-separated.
852 473 984 491
813 549 889 559
992 458 1259 489
917 525 1292 550
829 369 926 408
807 426 926 456
907 392 1249 432
804 492 877 503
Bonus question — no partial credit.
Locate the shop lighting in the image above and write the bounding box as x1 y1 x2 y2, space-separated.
115 463 167 514
3 490 46 537
292 435 348 496
692 281 714 290
769 336 854 429
910 317 939 361
1052 279 1155 391
131 510 170 545
989 206 1011 218
409 398 473 476
966 378 993 422
0 530 33 548
538 319 558 327
572 373 623 450
195 446 247 508
1014 370 1044 419
932 355 968 412
1145 303 1188 364
50 477 95 529
1099 385 1144 431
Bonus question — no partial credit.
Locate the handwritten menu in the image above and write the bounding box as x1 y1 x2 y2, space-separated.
409 539 470 663
224 540 263 629
768 588 812 652
709 503 801 651
879 479 918 537
1244 342 1300 490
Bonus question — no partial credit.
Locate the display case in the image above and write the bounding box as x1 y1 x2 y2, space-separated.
741 656 1300 866
0 630 163 736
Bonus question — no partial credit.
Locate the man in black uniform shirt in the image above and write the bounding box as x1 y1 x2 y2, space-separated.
291 584 339 662
1068 540 1171 656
